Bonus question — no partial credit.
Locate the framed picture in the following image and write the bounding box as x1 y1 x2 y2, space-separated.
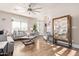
52 15 72 47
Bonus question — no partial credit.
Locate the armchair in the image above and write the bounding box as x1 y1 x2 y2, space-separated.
0 35 14 56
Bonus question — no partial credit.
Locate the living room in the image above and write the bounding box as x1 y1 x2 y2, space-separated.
0 3 79 56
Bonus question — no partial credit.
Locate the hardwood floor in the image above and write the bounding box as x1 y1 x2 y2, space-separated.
13 36 79 56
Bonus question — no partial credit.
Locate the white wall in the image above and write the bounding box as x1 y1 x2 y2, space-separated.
0 11 36 34
50 4 79 44
36 3 79 45
0 11 12 33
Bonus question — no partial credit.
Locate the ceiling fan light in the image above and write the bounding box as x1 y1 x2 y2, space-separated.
28 8 32 11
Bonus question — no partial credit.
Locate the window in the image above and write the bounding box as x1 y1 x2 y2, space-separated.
12 21 20 31
12 21 28 31
21 22 28 31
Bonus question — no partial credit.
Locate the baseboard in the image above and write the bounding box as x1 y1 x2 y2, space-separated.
72 43 79 48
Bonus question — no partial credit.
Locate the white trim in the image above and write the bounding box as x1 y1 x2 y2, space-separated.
0 10 35 19
72 43 79 48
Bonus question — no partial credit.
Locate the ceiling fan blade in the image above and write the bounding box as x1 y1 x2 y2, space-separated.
32 11 36 14
33 10 40 13
33 8 42 10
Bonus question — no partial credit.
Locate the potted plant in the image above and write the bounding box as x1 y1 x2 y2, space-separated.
33 24 37 32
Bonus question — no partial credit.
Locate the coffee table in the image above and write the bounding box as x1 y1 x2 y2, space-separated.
21 36 37 46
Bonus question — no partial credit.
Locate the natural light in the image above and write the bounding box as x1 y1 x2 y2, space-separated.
12 21 28 31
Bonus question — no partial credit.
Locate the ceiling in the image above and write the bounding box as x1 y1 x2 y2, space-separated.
0 3 44 18
0 3 79 18
0 3 64 17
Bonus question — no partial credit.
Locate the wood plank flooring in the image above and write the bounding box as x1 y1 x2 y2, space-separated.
13 36 79 56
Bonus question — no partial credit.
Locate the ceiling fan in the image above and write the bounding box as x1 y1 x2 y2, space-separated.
25 3 42 14
14 3 42 14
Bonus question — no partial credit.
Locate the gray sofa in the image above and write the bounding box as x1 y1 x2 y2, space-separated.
0 35 14 56
12 31 27 40
12 31 39 40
